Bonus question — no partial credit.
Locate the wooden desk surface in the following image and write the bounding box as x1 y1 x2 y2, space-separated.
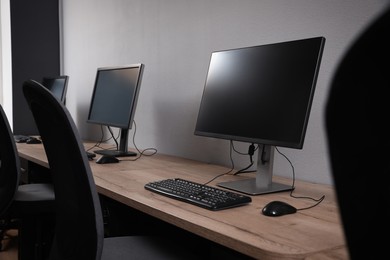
17 142 348 260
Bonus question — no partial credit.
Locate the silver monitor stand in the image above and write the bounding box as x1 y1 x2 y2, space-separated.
217 145 293 195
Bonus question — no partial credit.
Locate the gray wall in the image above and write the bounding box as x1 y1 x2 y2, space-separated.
62 0 389 185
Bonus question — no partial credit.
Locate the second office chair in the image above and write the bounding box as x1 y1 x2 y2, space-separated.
0 104 55 259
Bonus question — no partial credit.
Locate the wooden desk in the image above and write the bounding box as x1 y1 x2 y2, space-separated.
17 142 348 260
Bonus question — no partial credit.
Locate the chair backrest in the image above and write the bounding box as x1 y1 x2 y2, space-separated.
0 105 21 217
325 7 390 260
42 75 69 105
23 80 104 260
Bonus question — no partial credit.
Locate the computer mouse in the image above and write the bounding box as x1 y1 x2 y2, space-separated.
262 200 297 217
26 137 42 144
96 155 119 164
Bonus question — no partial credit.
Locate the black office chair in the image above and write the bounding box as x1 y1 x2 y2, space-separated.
0 104 55 259
325 7 390 260
23 79 199 259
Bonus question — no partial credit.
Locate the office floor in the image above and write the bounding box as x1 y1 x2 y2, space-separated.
0 229 18 260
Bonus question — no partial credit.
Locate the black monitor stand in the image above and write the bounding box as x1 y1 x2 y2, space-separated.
94 128 137 157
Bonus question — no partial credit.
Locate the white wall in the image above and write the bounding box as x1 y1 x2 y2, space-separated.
0 0 12 125
61 0 390 185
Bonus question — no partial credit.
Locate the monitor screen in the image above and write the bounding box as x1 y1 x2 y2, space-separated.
195 37 325 149
195 37 325 195
42 75 69 104
87 64 144 157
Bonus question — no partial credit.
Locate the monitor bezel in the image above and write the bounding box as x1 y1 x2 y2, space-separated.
87 63 144 130
194 37 325 150
42 75 69 104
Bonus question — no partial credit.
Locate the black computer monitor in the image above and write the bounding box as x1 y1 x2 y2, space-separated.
42 75 69 104
195 37 325 195
87 64 144 157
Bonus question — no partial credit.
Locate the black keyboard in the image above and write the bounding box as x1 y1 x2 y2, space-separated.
145 178 252 210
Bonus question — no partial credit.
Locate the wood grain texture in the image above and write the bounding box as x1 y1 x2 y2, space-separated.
17 142 349 259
